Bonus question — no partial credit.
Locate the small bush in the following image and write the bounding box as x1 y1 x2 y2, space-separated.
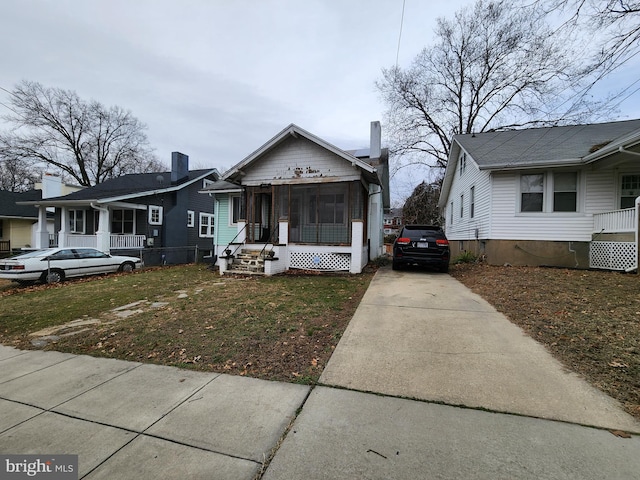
454 251 477 264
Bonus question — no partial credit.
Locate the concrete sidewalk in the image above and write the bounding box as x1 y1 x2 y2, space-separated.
1 266 639 479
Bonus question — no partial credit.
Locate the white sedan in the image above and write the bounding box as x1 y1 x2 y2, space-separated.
0 248 142 284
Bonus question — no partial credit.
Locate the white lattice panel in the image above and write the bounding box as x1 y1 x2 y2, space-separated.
590 241 637 271
289 252 351 271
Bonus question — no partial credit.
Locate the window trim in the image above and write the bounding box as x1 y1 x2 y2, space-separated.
519 173 545 213
470 186 475 219
111 209 136 235
69 209 85 234
148 205 163 225
199 212 215 238
187 210 195 228
229 195 242 225
553 172 578 212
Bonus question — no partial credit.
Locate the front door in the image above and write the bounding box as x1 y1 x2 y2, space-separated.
247 186 273 243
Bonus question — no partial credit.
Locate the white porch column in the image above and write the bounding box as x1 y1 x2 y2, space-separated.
58 207 69 248
35 206 49 249
351 220 364 274
278 219 288 245
95 206 110 254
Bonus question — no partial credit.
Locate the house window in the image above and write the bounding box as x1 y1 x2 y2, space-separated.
148 205 163 225
230 195 242 224
187 210 195 227
459 152 467 176
450 202 454 225
460 194 464 218
553 172 577 212
620 175 640 209
199 213 215 238
112 209 135 234
520 174 544 212
69 210 85 233
470 186 475 218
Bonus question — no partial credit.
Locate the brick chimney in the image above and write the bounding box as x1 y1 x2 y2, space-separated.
171 152 189 184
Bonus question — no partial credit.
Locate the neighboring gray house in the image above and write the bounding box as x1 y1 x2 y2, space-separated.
21 153 219 264
438 119 640 271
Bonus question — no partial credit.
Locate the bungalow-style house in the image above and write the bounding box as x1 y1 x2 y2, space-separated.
438 119 640 271
0 175 81 255
20 153 219 264
0 190 48 256
201 122 389 275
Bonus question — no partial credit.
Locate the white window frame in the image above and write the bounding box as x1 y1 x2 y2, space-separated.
199 212 215 238
187 210 195 228
553 172 578 212
620 174 640 209
470 186 475 218
111 209 136 234
229 195 242 225
519 173 545 213
459 152 467 176
148 205 163 225
69 209 85 233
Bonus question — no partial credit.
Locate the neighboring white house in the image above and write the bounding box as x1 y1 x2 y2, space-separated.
438 119 640 271
201 122 389 275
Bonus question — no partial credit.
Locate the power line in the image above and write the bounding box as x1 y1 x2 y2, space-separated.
395 0 406 69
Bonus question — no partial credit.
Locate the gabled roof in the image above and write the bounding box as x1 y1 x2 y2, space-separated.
439 119 640 208
199 179 243 194
454 119 640 170
222 124 380 185
19 169 219 206
0 190 44 218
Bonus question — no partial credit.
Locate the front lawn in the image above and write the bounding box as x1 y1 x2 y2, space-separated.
0 265 373 383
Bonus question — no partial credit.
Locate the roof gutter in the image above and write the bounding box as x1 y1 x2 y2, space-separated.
619 146 640 157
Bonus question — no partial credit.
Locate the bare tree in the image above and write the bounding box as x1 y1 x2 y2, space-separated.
0 156 40 192
543 1 640 75
0 81 164 187
378 0 613 171
402 180 444 226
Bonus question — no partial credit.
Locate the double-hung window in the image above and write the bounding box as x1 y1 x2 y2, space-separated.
520 174 544 212
621 175 640 209
112 209 135 234
459 152 467 176
553 172 577 212
69 210 85 233
199 213 215 238
460 194 464 218
470 186 475 218
230 196 242 224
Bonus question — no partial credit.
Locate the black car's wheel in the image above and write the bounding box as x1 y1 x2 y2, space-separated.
440 263 450 273
44 269 65 284
392 260 400 270
120 262 135 273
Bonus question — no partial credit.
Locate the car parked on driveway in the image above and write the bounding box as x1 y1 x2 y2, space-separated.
0 247 142 284
392 225 450 272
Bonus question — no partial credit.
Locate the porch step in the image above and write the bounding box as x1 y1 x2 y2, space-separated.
226 248 267 275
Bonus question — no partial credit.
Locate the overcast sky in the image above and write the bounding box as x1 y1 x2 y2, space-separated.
2 0 640 204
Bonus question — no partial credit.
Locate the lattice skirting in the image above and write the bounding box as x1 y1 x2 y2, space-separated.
289 252 351 271
589 241 637 271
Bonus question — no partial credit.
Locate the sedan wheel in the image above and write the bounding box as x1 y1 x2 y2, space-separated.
120 262 134 273
45 269 64 284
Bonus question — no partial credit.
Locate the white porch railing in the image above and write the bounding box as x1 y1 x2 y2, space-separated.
593 208 636 233
65 234 97 248
110 235 146 249
64 234 146 249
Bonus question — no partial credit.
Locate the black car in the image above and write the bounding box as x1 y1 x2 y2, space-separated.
392 225 450 272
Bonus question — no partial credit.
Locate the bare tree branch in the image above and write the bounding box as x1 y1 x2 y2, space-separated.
0 80 164 187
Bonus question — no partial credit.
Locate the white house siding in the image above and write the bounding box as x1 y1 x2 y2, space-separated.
444 154 492 241
241 136 360 185
489 172 593 241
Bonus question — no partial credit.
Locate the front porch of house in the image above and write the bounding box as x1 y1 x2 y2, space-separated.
590 206 639 271
217 219 368 275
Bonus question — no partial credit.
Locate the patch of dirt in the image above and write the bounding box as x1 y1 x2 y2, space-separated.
450 263 640 420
